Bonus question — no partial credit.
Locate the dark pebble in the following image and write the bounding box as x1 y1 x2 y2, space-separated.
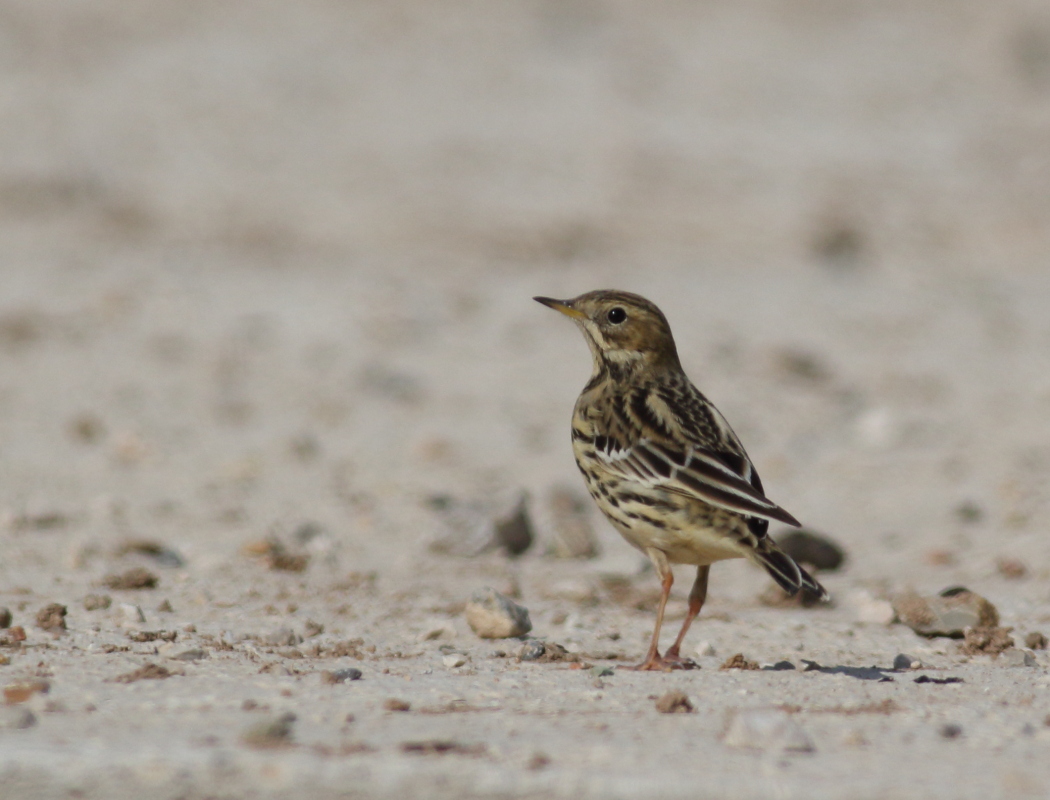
763 660 796 671
940 723 963 739
519 641 546 661
775 530 845 571
322 668 363 684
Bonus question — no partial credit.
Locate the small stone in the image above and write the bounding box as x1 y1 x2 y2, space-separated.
443 654 468 668
464 588 532 639
159 645 207 661
694 641 716 658
775 529 845 571
655 691 693 713
418 624 454 642
954 501 983 523
83 594 111 611
0 607 11 628
493 494 534 556
893 654 919 671
113 663 174 683
517 641 578 663
1001 648 1037 667
241 712 296 748
321 668 362 684
114 540 185 568
156 600 173 613
764 661 796 671
846 590 896 625
35 603 67 631
724 709 815 753
720 653 760 671
0 627 26 647
996 558 1027 580
383 698 411 712
1025 632 1048 651
3 680 50 704
519 641 547 661
264 627 303 647
546 579 598 605
103 567 159 590
961 626 1015 656
544 486 599 559
758 584 825 608
118 604 146 626
590 665 614 678
893 588 999 638
940 723 963 739
527 751 551 770
0 707 36 729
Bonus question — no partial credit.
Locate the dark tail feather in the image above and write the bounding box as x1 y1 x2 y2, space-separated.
754 545 830 602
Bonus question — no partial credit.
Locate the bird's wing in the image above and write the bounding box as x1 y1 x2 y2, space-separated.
592 435 801 527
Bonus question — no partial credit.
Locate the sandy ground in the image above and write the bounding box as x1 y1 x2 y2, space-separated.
3 2 1050 798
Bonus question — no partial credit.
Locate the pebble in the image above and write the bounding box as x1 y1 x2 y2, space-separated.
519 641 547 661
241 712 296 748
940 723 963 739
0 707 36 730
321 668 362 684
103 567 159 590
961 626 1015 656
775 529 845 571
3 680 50 704
543 486 599 559
383 698 411 712
1025 632 1048 651
892 587 998 637
114 539 185 568
846 589 896 625
0 607 11 628
159 645 208 661
0 626 26 646
443 654 468 668
1001 648 1037 667
418 624 455 642
493 493 534 556
265 627 304 647
590 665 614 678
428 490 533 557
464 588 532 639
654 691 693 714
35 603 67 632
893 654 919 670
83 594 111 611
694 641 716 657
720 653 760 671
723 709 815 753
118 604 146 626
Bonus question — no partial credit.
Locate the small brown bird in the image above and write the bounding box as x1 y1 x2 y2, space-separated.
535 290 828 670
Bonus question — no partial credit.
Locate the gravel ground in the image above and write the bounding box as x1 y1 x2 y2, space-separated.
3 3 1050 798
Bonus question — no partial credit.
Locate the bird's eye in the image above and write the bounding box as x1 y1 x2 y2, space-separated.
607 307 627 324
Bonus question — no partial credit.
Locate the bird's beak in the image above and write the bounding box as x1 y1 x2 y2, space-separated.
533 296 587 320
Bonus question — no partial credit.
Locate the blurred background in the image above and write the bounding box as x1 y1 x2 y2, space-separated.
2 0 1050 588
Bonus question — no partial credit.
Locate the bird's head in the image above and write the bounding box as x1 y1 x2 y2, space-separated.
534 290 680 375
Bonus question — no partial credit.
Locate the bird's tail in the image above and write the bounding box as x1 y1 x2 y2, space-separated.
752 540 829 602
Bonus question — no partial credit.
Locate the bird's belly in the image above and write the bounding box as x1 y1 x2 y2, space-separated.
615 517 745 566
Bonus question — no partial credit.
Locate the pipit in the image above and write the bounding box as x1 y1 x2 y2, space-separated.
535 290 828 671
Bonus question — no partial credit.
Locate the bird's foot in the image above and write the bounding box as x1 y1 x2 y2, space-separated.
660 651 700 670
623 651 698 672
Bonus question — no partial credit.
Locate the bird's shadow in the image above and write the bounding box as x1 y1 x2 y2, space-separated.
799 660 896 682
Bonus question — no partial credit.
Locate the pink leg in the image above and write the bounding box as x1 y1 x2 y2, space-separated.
662 565 709 666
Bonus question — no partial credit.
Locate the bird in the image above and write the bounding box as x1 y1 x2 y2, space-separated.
534 290 828 671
